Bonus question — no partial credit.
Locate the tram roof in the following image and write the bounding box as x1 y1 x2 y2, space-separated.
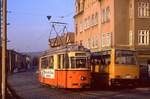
93 48 136 53
91 48 136 56
41 45 90 56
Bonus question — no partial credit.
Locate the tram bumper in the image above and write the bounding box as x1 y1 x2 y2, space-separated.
111 79 139 86
80 83 90 88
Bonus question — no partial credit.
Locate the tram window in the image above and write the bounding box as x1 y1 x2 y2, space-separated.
76 58 86 68
95 59 100 65
49 56 54 69
58 55 61 69
64 54 69 68
115 51 136 65
91 56 101 65
70 57 76 68
41 57 49 69
57 54 64 69
101 55 111 66
70 57 87 68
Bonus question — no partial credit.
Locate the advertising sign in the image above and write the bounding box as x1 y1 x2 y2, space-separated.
41 69 55 79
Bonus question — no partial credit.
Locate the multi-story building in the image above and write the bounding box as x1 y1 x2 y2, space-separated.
74 0 150 66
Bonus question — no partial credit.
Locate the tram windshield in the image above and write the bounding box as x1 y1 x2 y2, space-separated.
115 50 136 65
70 57 88 68
91 51 111 66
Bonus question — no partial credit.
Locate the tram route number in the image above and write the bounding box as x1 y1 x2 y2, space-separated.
41 69 55 79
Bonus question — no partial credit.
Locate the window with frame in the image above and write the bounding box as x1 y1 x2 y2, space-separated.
102 7 110 23
84 18 87 30
80 1 84 12
94 12 98 25
41 57 49 69
115 50 136 65
106 7 110 21
91 14 95 26
95 36 98 48
49 56 54 69
138 30 150 45
91 36 98 48
138 2 150 18
58 55 61 68
70 57 87 68
88 16 90 28
75 2 78 13
58 54 64 69
75 24 78 35
79 21 83 32
101 32 112 47
88 38 91 48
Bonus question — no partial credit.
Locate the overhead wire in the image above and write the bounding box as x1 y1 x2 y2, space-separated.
7 10 74 18
7 10 74 52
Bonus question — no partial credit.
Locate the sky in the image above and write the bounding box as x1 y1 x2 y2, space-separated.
7 0 75 52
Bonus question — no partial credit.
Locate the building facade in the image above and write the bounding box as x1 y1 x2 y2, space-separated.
7 50 31 73
74 0 150 66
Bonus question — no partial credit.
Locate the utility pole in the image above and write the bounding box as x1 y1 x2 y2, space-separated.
0 0 1 38
1 0 7 99
0 0 2 97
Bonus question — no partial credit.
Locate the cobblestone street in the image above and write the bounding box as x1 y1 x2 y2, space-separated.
7 70 150 99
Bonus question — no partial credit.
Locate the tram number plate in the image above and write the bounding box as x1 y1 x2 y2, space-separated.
41 69 55 79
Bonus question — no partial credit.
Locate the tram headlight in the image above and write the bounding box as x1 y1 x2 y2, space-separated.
125 74 132 79
80 76 86 81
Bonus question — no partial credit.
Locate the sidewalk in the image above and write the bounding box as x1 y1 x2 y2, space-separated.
7 83 22 99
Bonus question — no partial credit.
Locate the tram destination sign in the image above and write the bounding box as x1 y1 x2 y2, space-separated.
116 50 135 56
41 69 55 79
75 53 86 56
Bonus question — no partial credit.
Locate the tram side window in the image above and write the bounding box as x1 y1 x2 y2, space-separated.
91 58 101 66
116 55 136 65
41 57 49 69
58 54 64 69
64 54 69 68
70 57 76 68
49 56 54 69
58 55 61 69
101 55 111 66
115 51 136 65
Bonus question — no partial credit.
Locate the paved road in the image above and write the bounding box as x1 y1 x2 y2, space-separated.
8 71 150 99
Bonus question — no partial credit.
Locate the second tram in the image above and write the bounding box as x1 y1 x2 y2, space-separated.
91 49 139 87
38 45 91 89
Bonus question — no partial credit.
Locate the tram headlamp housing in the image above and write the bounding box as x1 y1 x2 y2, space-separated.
125 74 132 79
80 76 86 81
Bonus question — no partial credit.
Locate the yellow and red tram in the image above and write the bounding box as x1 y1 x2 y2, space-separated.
38 45 91 88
